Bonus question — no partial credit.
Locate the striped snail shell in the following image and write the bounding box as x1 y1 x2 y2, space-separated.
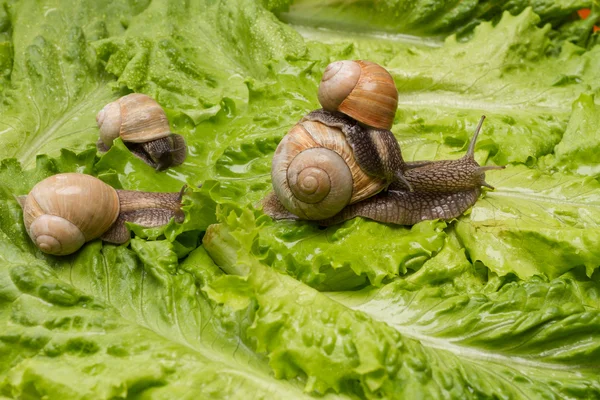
96 93 187 171
21 173 120 256
271 110 403 220
318 60 398 130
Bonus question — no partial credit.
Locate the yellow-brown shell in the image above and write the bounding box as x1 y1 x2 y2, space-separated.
22 173 120 255
96 93 171 147
318 60 398 130
271 119 387 220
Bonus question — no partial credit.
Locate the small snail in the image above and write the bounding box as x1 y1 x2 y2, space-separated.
96 93 187 171
318 60 398 130
17 173 185 255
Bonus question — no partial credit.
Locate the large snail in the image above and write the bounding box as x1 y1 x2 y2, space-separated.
96 93 187 171
263 60 504 225
270 110 408 219
17 173 185 255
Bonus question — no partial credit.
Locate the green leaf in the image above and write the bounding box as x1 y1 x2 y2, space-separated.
280 1 591 36
0 1 130 167
0 246 320 399
206 251 600 398
3 1 600 398
550 93 600 176
204 204 448 290
457 165 600 279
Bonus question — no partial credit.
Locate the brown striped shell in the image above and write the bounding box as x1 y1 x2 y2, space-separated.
271 119 387 220
96 93 171 147
318 60 398 130
22 173 120 255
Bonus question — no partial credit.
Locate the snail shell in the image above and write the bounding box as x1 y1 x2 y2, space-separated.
97 93 171 147
318 60 398 130
21 173 120 256
271 117 388 220
96 94 187 170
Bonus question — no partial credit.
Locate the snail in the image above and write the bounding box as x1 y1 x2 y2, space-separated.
264 58 435 221
318 60 398 130
17 173 185 255
264 114 503 225
262 59 505 225
96 93 187 171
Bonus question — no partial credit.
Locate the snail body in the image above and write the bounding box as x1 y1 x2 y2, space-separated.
320 116 503 226
96 93 187 171
19 173 185 256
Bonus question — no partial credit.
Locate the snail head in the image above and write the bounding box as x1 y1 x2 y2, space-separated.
140 134 187 171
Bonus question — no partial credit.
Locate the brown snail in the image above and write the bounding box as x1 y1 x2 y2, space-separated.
269 109 410 220
264 59 421 221
96 93 187 171
263 59 504 225
318 60 398 130
17 173 185 255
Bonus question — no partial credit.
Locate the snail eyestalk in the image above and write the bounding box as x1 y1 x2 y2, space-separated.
395 171 414 192
466 115 486 159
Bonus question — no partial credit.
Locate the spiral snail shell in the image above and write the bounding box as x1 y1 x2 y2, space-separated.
318 60 398 130
271 109 410 220
19 173 185 256
21 174 120 255
96 93 187 171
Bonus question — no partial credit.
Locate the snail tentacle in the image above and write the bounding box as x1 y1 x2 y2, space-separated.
466 115 486 158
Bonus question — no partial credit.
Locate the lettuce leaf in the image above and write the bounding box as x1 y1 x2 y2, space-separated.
280 0 591 36
0 1 131 167
549 93 600 175
0 242 324 398
457 165 600 279
206 235 600 398
204 204 448 290
2 1 600 399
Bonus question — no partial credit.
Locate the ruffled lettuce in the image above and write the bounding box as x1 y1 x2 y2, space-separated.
1 0 600 398
206 232 600 398
279 0 592 36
